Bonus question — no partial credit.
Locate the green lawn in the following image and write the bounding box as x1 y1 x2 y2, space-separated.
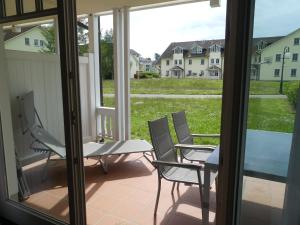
103 79 297 95
104 97 295 144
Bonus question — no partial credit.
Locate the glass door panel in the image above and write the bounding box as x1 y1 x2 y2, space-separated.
0 17 70 223
238 1 300 224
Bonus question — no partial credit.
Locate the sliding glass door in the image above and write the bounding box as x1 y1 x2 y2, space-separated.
0 1 86 225
239 0 300 224
217 0 300 225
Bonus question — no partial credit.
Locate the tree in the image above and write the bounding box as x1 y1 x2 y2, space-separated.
100 29 114 80
41 21 89 56
40 26 56 53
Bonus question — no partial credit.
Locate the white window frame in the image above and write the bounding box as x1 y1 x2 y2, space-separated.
275 54 281 62
291 68 297 77
25 37 30 46
274 69 280 77
34 39 39 47
292 53 298 62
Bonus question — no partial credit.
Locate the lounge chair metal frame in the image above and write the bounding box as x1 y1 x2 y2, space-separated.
17 91 154 181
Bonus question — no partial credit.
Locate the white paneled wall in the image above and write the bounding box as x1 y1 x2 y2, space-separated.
6 50 94 164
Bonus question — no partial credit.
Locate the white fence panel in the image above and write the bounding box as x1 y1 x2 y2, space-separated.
6 50 95 164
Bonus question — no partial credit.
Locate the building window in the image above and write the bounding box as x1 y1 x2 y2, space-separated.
211 59 214 64
201 59 205 65
292 53 298 62
188 70 192 76
174 46 183 54
294 38 300 45
166 71 169 76
166 60 169 66
274 69 280 77
210 44 221 52
291 69 297 77
34 39 39 46
179 59 182 65
40 40 44 47
25 37 30 46
199 70 204 76
216 58 220 64
275 54 281 62
192 46 202 54
174 60 178 65
189 59 192 65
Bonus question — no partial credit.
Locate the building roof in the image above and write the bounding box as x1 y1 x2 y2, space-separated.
130 49 141 57
160 36 284 60
160 39 225 59
3 26 38 42
170 66 184 71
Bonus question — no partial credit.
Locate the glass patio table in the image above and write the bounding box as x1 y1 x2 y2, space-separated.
202 129 293 224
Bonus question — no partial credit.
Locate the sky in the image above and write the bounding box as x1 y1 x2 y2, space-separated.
100 0 300 60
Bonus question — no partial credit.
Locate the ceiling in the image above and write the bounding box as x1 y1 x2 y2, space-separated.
3 0 219 17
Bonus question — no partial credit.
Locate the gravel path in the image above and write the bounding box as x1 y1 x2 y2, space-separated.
104 94 287 99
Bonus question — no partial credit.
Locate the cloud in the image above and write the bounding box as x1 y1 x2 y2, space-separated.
99 1 227 59
130 0 227 58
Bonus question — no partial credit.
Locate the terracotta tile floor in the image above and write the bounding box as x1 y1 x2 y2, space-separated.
22 154 284 225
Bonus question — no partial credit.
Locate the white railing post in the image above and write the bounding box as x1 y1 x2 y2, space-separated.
113 8 125 141
88 14 101 140
96 107 116 140
124 7 131 140
113 8 131 141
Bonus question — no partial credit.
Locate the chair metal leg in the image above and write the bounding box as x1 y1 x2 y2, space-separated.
42 151 52 182
196 169 205 220
215 176 218 201
154 174 162 215
171 182 176 194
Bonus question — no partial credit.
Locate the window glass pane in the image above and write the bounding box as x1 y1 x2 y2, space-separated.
0 18 70 223
23 0 36 13
42 0 57 10
240 0 300 225
4 0 16 16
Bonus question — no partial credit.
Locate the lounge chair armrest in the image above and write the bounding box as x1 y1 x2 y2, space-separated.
175 144 215 151
192 133 220 138
152 160 202 170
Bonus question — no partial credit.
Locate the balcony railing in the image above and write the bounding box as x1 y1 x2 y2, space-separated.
96 106 116 140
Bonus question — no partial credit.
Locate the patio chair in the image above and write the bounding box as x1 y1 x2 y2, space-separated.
172 111 219 163
148 116 217 218
17 91 153 180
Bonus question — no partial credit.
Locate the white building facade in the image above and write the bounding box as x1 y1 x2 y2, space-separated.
4 26 48 53
259 29 300 81
160 40 225 79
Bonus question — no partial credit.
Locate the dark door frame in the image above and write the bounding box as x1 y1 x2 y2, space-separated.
0 1 86 225
216 0 255 225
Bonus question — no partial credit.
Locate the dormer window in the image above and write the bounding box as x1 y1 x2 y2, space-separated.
210 44 221 52
257 41 267 50
191 46 203 54
173 46 183 54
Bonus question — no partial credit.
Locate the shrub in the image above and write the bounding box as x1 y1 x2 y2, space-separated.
286 81 300 109
134 72 160 79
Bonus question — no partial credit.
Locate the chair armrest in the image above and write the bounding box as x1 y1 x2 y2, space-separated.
192 133 220 138
152 160 202 170
175 144 215 151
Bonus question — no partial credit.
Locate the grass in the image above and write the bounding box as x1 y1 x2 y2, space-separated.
103 97 295 145
103 79 297 95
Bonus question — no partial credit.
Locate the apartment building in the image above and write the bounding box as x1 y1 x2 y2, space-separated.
160 39 225 79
